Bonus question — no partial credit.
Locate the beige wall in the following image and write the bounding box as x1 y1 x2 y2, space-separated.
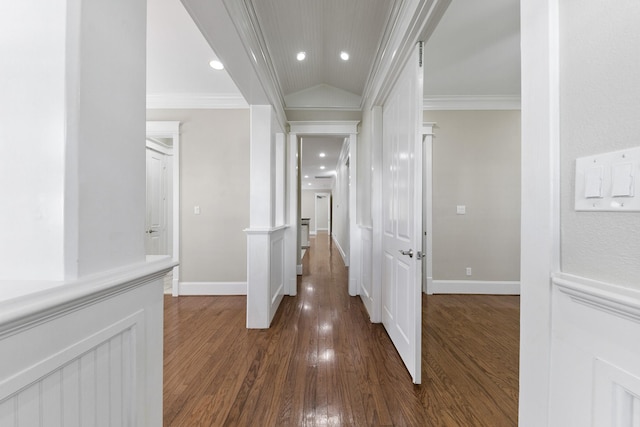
147 109 250 282
559 0 640 288
424 110 521 281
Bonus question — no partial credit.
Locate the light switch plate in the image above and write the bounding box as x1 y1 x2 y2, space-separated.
456 205 466 215
575 147 640 211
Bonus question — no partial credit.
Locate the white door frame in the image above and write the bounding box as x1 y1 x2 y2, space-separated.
422 123 435 294
314 192 331 235
288 121 360 296
146 121 180 296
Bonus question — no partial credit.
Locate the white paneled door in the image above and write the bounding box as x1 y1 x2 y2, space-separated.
381 43 423 384
146 148 167 255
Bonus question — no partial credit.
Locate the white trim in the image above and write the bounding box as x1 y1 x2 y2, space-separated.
553 273 640 322
332 233 348 267
296 264 303 275
519 0 560 424
0 256 175 337
422 123 435 295
423 95 521 111
289 120 359 135
178 281 247 296
431 280 520 295
146 93 248 110
146 121 181 297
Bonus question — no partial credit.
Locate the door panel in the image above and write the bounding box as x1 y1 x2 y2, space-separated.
146 148 167 255
381 43 423 384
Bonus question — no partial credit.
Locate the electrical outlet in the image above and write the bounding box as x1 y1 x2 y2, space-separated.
466 267 472 276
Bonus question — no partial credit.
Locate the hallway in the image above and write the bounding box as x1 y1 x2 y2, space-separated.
163 232 519 426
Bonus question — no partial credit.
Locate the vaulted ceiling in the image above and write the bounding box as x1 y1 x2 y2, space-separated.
249 0 398 110
147 0 520 188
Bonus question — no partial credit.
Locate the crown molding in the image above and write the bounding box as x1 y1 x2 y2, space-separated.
423 95 521 110
146 93 248 110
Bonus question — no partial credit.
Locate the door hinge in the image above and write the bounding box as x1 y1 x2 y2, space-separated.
418 41 423 67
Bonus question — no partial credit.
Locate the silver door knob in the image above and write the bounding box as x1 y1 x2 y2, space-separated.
399 249 413 258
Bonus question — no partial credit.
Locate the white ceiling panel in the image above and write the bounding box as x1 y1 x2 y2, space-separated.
250 0 396 99
300 136 344 190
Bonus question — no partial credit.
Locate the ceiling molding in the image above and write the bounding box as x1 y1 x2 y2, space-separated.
423 95 521 110
365 0 452 108
221 0 288 127
289 121 360 135
146 93 248 109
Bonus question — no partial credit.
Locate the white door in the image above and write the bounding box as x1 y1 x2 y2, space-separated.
146 148 167 255
381 43 423 384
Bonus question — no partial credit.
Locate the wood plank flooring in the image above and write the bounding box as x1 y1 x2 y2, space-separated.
164 232 519 426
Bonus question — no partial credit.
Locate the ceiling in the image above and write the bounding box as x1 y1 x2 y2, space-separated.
300 137 345 190
147 0 520 189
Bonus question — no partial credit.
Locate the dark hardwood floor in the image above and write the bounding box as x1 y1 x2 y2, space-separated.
164 233 519 426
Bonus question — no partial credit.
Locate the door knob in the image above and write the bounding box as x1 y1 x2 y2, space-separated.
146 229 158 234
399 249 414 258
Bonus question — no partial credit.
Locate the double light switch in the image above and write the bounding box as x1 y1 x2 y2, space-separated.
575 147 640 211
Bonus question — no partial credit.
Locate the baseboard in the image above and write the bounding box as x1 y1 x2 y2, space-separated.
297 264 303 275
332 233 349 266
431 280 520 295
179 281 247 295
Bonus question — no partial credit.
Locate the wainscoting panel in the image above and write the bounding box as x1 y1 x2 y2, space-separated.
0 257 172 426
549 273 640 426
360 227 374 318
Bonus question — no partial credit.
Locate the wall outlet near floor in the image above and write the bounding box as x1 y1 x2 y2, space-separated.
466 267 472 276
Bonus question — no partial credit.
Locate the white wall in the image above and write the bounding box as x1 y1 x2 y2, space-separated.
301 190 317 232
357 109 373 227
332 142 350 264
545 1 640 425
0 1 165 424
146 109 250 283
559 1 640 288
424 110 521 283
0 0 147 280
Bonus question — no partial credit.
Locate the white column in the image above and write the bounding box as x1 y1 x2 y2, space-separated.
0 0 146 281
519 0 559 425
246 105 282 328
348 132 361 296
284 133 299 295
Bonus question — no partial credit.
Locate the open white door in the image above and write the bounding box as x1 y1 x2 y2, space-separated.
145 148 167 255
381 43 423 384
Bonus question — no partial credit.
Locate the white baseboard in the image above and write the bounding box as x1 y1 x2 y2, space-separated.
179 281 247 295
297 264 303 275
332 233 349 266
431 280 520 295
310 231 317 236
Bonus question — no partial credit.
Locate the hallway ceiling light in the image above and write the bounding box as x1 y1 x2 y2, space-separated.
209 60 224 70
319 166 325 170
304 175 309 178
319 152 326 157
340 51 349 61
296 51 306 61
308 183 312 186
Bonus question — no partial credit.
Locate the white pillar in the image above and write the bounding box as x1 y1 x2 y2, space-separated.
246 105 286 328
284 133 299 295
348 132 361 297
0 0 146 281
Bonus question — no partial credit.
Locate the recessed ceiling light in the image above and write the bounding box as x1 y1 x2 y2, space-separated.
304 175 309 178
296 51 306 61
340 51 349 61
209 60 224 70
308 183 312 186
320 166 325 170
319 152 326 157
